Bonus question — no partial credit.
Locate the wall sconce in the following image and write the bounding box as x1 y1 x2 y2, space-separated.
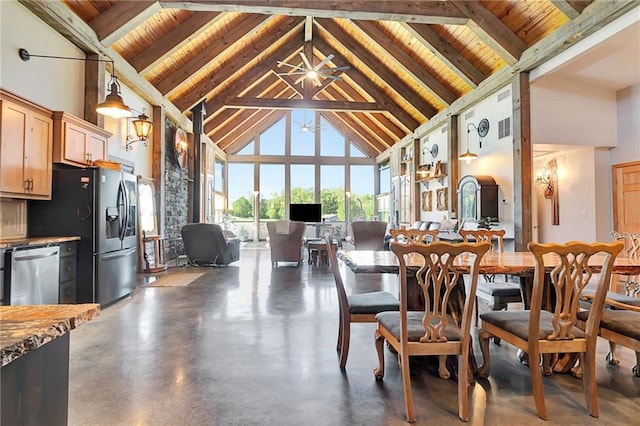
174 128 188 169
535 170 554 199
125 112 153 151
19 48 132 119
460 118 489 164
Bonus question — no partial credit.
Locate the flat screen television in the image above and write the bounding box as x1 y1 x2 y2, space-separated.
289 203 322 223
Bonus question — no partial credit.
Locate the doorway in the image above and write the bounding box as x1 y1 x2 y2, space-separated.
612 161 640 233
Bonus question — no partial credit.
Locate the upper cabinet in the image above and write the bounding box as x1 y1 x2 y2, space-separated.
0 90 53 200
52 111 111 167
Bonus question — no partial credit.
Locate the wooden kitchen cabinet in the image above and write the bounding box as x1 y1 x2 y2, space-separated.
52 111 111 167
0 90 53 200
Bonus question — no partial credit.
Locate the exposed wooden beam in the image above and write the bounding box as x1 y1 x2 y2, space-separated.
551 0 582 19
131 12 223 73
158 13 274 96
412 0 638 145
351 20 458 105
226 98 385 112
89 1 160 45
452 0 527 64
317 18 438 119
158 1 468 24
203 35 303 117
401 22 486 87
17 0 192 131
313 36 420 132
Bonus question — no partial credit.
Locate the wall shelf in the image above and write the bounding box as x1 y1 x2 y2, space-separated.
416 174 447 188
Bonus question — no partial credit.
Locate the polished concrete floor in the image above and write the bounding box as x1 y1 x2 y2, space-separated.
68 245 640 425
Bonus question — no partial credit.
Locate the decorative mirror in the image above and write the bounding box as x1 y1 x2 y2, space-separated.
137 177 158 236
457 175 499 222
436 188 448 211
421 191 432 212
174 128 188 169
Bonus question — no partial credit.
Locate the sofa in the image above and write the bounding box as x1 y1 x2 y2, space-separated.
266 220 306 267
181 223 240 266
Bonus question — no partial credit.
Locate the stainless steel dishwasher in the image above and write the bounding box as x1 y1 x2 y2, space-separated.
9 246 60 305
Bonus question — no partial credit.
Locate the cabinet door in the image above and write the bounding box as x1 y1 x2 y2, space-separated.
24 112 52 196
86 132 106 163
0 100 27 193
63 121 88 164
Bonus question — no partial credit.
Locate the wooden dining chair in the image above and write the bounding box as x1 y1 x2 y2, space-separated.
580 231 640 365
374 240 491 423
458 229 522 327
389 228 439 244
324 236 399 369
477 240 624 420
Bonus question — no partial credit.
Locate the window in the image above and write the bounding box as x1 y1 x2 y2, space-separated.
214 157 224 192
259 164 285 219
259 116 285 155
350 140 366 158
321 165 345 221
291 110 315 156
228 163 254 221
320 116 345 157
290 164 315 204
379 162 390 194
236 140 254 156
350 165 374 220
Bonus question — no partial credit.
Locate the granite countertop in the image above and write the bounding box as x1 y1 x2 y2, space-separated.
0 236 80 249
0 304 100 367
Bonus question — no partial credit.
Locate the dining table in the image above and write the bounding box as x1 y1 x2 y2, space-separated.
337 249 640 375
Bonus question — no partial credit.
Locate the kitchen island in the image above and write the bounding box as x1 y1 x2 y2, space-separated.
1 304 100 425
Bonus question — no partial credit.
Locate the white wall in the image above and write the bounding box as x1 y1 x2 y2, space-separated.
0 1 85 115
457 85 515 238
531 78 618 146
613 83 640 165
417 123 449 223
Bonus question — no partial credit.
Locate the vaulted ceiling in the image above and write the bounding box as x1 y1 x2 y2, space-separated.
24 1 598 157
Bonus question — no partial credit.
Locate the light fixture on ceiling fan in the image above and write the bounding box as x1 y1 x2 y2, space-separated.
276 17 349 87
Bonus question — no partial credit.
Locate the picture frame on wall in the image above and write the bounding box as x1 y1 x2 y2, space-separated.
436 188 448 211
421 191 432 212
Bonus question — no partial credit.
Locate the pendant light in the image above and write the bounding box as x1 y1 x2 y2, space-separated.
19 48 132 119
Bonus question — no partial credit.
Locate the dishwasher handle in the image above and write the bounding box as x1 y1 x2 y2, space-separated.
12 249 60 261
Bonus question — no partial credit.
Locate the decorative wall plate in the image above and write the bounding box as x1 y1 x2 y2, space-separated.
430 144 439 158
477 118 490 137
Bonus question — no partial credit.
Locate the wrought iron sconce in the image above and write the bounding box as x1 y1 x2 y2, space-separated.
460 119 489 164
125 112 153 151
536 159 559 225
19 48 132 119
174 128 188 169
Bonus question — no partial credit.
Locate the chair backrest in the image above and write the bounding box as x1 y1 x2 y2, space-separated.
459 229 505 253
389 229 439 244
325 235 349 315
265 220 307 262
390 241 491 342
181 223 228 265
611 231 640 260
527 240 624 340
348 221 388 250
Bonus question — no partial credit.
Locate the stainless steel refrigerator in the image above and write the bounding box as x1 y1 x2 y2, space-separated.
29 167 137 306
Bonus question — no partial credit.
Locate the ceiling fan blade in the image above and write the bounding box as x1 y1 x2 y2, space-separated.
278 71 307 76
314 53 334 70
299 52 313 70
313 77 322 87
294 74 306 85
277 61 306 71
322 65 350 72
319 74 342 81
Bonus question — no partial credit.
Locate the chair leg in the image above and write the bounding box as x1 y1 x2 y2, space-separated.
583 345 599 417
336 311 343 352
339 318 351 369
529 346 548 420
477 327 492 378
458 353 470 421
438 355 450 379
605 341 619 365
474 295 479 327
373 329 385 380
398 349 416 423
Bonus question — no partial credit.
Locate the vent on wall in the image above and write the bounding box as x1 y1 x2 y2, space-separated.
464 110 475 120
441 126 448 133
497 89 510 102
498 117 511 139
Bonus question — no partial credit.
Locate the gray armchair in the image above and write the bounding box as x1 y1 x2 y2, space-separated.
181 223 240 266
266 220 306 267
346 221 388 250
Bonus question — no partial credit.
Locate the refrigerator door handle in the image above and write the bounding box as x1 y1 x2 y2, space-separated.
117 180 127 241
101 248 136 260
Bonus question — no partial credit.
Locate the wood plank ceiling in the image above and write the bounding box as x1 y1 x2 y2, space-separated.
51 0 590 157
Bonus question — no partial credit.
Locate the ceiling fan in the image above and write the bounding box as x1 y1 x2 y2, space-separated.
276 16 349 87
277 52 349 87
293 111 324 133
